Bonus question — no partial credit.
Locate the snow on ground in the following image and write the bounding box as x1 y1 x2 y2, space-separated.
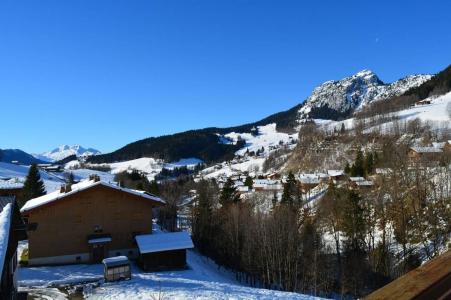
91 157 203 181
203 157 266 179
69 169 115 183
314 91 451 133
0 162 64 192
164 158 203 170
19 250 324 300
202 124 297 179
223 124 297 156
108 158 163 175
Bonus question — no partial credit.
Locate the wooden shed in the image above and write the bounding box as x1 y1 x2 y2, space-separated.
135 231 194 271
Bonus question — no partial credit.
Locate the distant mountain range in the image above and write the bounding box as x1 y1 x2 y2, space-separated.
88 67 446 165
33 145 101 162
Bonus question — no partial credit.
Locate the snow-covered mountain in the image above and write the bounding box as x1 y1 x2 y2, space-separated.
298 70 431 120
34 145 101 162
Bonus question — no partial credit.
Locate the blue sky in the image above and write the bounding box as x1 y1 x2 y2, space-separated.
1 0 450 153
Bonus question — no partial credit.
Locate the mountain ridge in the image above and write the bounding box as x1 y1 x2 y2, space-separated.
88 69 434 164
34 145 101 162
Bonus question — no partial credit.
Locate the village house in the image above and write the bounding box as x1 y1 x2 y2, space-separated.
327 170 346 183
21 177 165 266
348 177 374 190
299 174 320 192
0 179 24 199
408 146 443 162
0 197 28 299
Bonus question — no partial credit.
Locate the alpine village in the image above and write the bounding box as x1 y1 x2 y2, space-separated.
1 2 451 300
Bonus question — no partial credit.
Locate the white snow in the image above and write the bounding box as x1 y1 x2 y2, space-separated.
0 162 64 193
315 91 451 134
21 179 165 213
102 256 129 265
0 178 24 189
18 250 324 299
88 237 113 244
34 145 101 162
135 231 194 254
0 203 12 276
165 158 203 170
223 124 297 156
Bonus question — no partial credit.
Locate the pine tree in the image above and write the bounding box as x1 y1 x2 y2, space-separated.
148 180 160 195
21 164 46 207
364 152 374 175
351 149 365 177
340 123 346 134
219 178 240 206
272 191 278 208
244 176 253 189
281 172 297 205
344 162 351 174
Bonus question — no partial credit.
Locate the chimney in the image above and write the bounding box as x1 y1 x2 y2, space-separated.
60 183 72 193
89 174 100 182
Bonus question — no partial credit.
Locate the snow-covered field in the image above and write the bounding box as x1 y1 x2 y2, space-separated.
0 162 64 192
19 250 323 300
0 162 115 193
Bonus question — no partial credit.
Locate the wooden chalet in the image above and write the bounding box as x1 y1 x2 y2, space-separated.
135 231 194 271
327 170 347 183
408 146 442 162
365 250 451 300
0 197 28 299
21 177 165 266
299 174 320 192
0 180 24 199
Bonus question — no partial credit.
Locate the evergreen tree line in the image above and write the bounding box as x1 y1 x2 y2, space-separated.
344 149 378 177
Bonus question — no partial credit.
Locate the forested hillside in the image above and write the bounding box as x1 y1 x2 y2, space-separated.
88 104 302 164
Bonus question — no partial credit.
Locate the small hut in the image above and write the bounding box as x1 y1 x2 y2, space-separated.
102 256 131 282
135 231 194 271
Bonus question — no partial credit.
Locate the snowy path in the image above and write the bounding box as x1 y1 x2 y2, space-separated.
19 251 324 299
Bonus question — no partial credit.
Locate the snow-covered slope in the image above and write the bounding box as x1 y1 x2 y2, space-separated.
221 124 297 156
315 91 451 133
298 70 431 120
0 162 64 192
34 145 101 162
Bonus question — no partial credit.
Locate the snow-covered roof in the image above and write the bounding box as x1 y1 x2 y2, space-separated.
349 177 365 182
375 168 392 175
135 231 194 254
432 142 446 149
327 170 344 177
102 256 130 267
0 179 24 190
0 203 12 277
410 147 442 153
88 237 112 244
299 174 320 184
21 179 165 213
237 186 249 192
355 180 374 186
